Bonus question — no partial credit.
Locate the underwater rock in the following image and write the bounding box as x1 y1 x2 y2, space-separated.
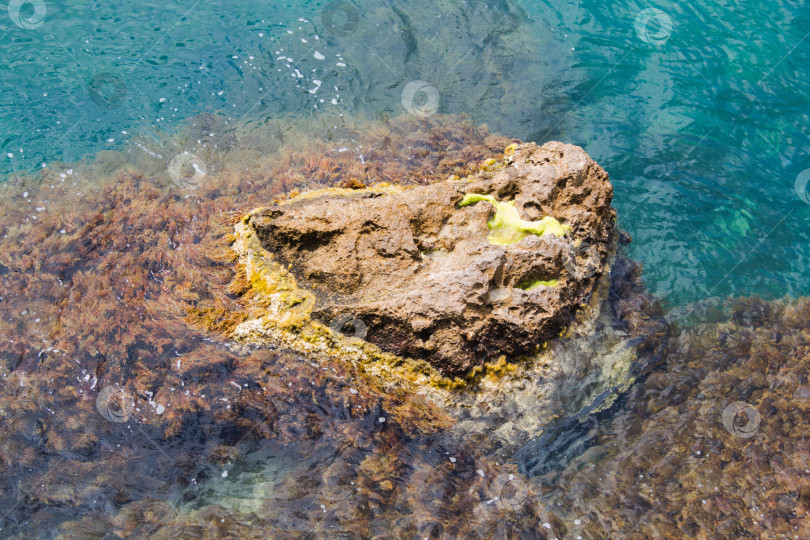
237 141 614 376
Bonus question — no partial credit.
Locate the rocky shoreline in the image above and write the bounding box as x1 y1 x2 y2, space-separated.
0 113 805 539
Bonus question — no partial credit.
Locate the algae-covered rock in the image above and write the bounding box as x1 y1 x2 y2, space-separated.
237 142 614 376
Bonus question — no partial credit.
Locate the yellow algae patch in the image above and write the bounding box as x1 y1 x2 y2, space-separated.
457 193 569 245
518 279 559 290
232 216 315 330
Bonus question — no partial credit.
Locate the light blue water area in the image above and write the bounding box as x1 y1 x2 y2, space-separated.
0 0 332 167
2 0 809 307
531 1 810 307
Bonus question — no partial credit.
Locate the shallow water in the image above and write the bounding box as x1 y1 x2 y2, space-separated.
1 0 809 538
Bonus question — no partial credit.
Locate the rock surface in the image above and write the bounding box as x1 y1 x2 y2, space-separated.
244 142 614 376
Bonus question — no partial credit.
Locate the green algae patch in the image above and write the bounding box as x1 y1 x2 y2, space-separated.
457 193 569 245
517 279 559 290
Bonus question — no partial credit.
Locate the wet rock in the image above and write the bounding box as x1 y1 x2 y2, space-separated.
240 142 614 376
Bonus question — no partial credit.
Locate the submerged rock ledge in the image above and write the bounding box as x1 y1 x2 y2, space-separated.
230 141 615 381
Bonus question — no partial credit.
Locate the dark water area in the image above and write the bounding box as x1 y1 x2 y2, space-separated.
1 0 809 538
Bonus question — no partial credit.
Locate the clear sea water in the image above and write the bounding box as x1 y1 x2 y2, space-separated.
2 0 809 537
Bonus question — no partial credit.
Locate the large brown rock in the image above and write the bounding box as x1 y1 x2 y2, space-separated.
246 142 614 377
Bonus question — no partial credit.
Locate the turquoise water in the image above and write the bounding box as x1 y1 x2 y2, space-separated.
2 0 810 537
3 0 808 307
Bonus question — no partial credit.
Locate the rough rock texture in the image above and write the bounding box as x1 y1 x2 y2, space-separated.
246 142 614 376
